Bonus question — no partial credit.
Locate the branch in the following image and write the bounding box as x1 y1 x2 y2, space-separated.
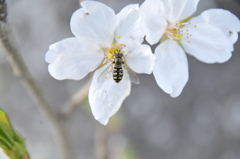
0 0 7 22
0 2 71 159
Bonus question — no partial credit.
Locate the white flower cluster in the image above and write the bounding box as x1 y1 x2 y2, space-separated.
46 0 240 125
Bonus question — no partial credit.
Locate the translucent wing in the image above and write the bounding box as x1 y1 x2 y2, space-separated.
124 64 140 84
97 64 113 84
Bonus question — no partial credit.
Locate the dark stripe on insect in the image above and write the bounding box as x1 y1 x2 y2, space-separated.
113 67 123 83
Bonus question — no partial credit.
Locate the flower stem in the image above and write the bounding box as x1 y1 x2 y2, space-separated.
61 78 91 117
0 5 71 159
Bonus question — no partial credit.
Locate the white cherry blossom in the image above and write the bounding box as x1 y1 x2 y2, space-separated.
140 0 240 97
46 1 155 125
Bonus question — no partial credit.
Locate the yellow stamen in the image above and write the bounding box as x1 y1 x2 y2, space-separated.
105 44 125 60
166 19 197 45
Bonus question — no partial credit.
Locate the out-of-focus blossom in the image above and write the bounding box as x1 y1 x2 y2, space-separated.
140 0 240 97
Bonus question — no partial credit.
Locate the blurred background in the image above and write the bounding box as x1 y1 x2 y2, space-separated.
0 0 240 159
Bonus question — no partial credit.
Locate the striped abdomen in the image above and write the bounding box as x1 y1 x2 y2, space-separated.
113 65 123 83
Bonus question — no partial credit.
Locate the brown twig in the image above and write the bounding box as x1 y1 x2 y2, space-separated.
0 2 71 159
61 78 91 116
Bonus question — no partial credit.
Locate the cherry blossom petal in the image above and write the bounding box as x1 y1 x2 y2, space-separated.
182 23 233 63
0 149 9 159
140 0 167 45
89 64 131 125
115 5 144 43
46 38 104 80
116 4 139 25
153 40 188 97
124 41 155 74
190 9 240 44
160 0 200 23
70 1 116 48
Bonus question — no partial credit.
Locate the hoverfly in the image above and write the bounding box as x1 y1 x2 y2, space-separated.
97 52 140 84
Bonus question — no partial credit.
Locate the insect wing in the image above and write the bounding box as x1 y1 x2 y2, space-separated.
124 64 140 84
97 64 113 84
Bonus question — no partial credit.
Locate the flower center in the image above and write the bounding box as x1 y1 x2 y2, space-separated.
104 43 126 60
166 21 197 44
